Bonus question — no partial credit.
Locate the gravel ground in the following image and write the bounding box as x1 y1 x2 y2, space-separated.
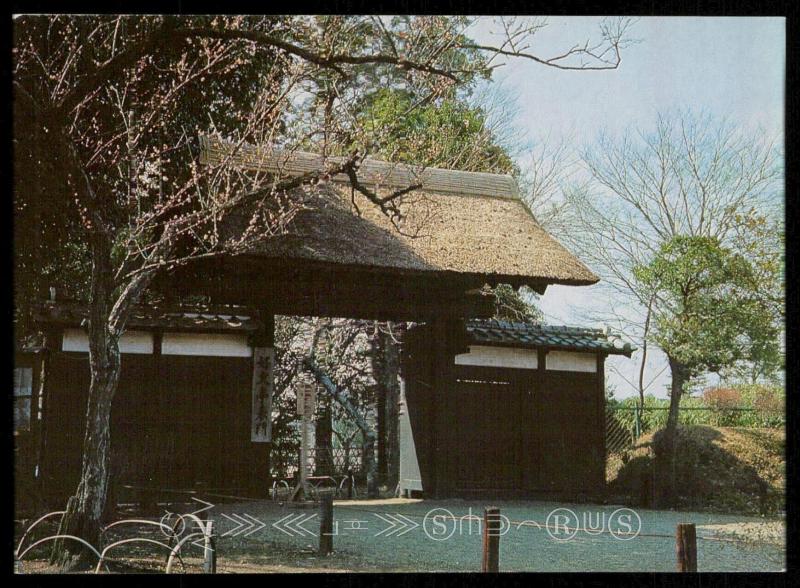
202 498 785 573
16 498 785 573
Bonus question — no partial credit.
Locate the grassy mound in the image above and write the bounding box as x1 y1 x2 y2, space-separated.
608 425 785 515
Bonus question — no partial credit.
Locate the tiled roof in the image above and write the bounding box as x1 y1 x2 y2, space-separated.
33 301 262 332
465 319 635 357
32 302 634 356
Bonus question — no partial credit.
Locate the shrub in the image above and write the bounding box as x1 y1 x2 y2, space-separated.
608 425 785 515
703 387 742 409
752 387 784 413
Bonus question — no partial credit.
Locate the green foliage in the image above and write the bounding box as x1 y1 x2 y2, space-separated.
736 383 785 414
725 210 785 382
359 88 516 174
634 235 781 379
491 284 542 323
611 385 785 433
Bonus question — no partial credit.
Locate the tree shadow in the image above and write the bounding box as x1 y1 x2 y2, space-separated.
609 425 782 515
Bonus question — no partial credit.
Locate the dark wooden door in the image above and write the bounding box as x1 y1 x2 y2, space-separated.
532 372 602 493
448 368 525 490
111 355 253 492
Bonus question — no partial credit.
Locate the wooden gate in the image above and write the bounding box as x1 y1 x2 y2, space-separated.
442 364 604 496
444 365 533 492
39 351 265 505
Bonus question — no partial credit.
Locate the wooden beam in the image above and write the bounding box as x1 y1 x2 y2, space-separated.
597 353 607 492
201 136 520 199
158 259 496 321
428 319 463 498
427 322 441 498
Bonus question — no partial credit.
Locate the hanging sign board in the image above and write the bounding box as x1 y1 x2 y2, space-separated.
251 347 275 443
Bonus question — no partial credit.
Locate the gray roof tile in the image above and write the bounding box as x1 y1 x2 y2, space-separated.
465 319 635 356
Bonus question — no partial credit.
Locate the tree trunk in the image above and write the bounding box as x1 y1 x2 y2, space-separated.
315 395 333 476
50 235 122 569
50 336 121 568
376 387 387 483
656 355 690 506
363 433 378 498
637 296 655 429
664 356 689 443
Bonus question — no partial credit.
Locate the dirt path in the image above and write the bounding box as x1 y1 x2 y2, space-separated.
16 498 786 573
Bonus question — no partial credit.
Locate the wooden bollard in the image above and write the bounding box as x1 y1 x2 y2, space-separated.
203 520 217 573
482 507 501 573
319 491 334 555
676 523 697 572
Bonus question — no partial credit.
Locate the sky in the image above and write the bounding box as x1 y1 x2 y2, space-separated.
467 17 785 399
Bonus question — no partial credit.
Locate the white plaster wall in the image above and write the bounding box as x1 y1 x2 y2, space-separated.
398 379 423 493
454 345 538 369
62 328 153 354
545 350 597 373
161 332 252 357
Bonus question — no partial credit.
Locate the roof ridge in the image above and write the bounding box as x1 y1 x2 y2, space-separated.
463 319 636 357
467 319 605 334
199 135 520 200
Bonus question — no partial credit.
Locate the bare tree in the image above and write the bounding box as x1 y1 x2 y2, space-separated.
13 15 634 566
517 133 577 236
562 110 782 446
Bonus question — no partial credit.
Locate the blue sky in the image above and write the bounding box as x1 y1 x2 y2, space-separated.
468 17 785 398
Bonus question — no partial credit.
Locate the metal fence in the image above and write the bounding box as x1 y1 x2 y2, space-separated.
272 446 364 481
605 405 785 455
306 446 364 478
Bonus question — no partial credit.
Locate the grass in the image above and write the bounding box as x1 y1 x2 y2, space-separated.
607 425 785 516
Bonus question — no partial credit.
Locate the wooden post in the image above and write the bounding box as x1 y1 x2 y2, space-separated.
429 319 462 498
319 491 334 555
482 507 501 573
596 352 607 493
676 523 697 572
203 520 216 573
290 379 315 501
300 416 309 491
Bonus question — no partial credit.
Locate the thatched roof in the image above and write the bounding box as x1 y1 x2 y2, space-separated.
201 137 598 288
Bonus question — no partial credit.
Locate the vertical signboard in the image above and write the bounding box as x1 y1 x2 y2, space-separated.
296 380 317 417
